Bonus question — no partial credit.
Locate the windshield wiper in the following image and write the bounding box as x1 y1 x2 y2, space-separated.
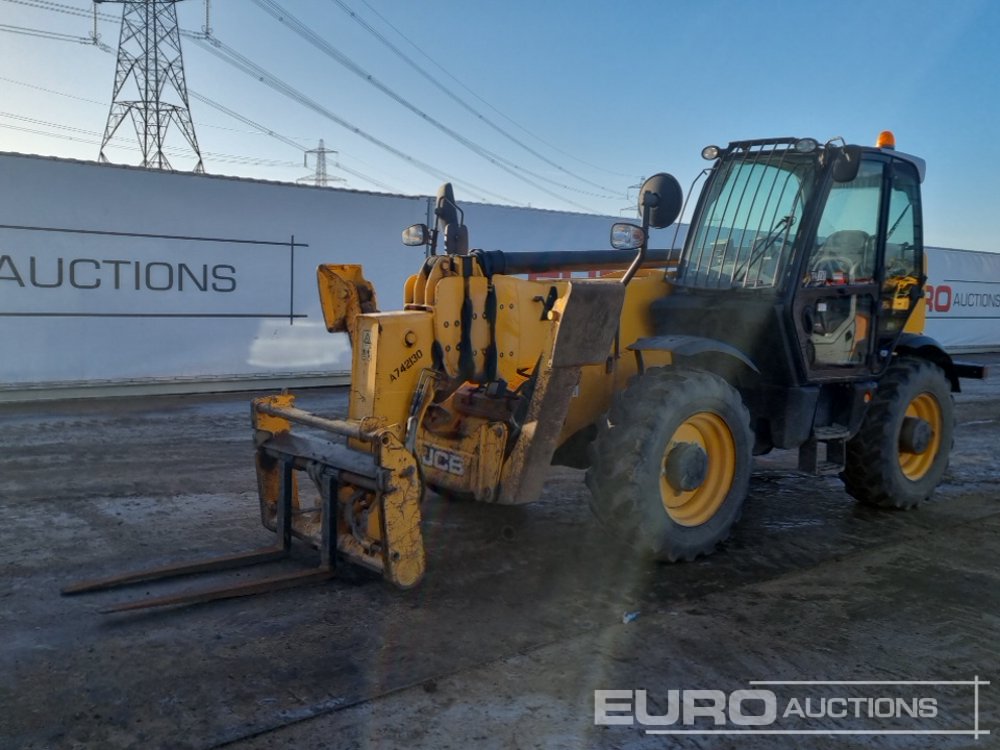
887 203 912 241
732 214 795 285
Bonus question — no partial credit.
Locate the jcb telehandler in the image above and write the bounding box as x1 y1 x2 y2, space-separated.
66 132 986 611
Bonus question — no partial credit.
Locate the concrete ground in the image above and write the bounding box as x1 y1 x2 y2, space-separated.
1 357 998 749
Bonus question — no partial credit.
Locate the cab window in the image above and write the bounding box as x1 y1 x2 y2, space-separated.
804 160 883 287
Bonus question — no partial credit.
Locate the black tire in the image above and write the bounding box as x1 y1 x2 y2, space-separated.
585 367 753 561
842 357 954 509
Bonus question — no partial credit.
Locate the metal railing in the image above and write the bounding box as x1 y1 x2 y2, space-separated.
679 140 817 290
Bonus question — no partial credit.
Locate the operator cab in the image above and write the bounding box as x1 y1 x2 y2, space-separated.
656 134 925 376
650 133 928 450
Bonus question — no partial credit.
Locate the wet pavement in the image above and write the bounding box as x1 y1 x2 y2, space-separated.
1 357 998 749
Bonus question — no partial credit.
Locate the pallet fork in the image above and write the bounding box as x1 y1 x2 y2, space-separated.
62 394 424 613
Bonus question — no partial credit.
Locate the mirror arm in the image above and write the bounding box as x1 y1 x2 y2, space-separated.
621 202 653 286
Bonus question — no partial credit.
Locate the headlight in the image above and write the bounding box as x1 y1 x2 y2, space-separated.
794 138 819 153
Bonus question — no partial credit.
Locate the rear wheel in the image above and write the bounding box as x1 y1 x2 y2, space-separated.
586 367 753 561
842 357 954 509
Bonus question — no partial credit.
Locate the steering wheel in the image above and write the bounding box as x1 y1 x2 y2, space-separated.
810 256 856 285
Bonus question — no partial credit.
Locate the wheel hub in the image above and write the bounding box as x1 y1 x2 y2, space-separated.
899 416 932 454
663 441 709 492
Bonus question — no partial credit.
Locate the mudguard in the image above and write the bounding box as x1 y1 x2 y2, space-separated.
629 334 759 373
894 333 960 391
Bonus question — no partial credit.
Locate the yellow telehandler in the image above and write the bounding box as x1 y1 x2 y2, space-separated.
66 133 985 611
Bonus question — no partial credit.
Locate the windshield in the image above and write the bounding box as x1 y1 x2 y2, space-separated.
678 146 818 289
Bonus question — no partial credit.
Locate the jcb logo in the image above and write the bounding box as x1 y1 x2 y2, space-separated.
421 445 465 476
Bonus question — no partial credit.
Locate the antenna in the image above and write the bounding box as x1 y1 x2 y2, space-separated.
298 140 345 187
96 0 204 172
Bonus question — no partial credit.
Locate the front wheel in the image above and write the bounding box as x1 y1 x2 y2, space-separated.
841 357 954 509
585 367 753 561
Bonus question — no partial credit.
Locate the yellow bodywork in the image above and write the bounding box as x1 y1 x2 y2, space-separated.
901 253 930 333
317 263 378 338
251 255 674 588
402 257 671 444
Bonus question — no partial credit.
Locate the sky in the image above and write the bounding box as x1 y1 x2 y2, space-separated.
0 0 998 251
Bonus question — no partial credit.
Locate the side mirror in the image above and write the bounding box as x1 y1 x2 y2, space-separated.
638 173 683 229
402 223 430 247
832 145 863 183
610 222 646 251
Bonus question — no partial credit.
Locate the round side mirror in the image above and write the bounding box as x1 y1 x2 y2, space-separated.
639 173 683 229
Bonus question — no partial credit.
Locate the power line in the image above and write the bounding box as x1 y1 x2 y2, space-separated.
187 32 520 205
0 111 301 167
0 72 296 138
355 0 637 180
0 21 93 44
0 5 203 171
186 92 397 192
251 0 613 209
0 74 107 106
324 158 397 193
0 110 107 136
186 91 303 151
0 122 105 146
0 0 566 205
1 0 521 201
329 0 621 193
3 0 113 21
0 60 400 192
0 124 300 168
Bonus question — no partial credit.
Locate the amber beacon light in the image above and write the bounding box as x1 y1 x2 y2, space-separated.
876 130 896 149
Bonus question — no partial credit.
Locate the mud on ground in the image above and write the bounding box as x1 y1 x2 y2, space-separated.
1 358 998 749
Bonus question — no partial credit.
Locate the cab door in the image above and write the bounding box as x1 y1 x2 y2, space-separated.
793 158 886 379
872 159 924 369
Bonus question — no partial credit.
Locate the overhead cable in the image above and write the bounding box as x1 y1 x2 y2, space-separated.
186 32 520 205
0 1 535 204
356 0 638 179
330 0 620 192
250 0 611 209
188 91 400 192
0 112 301 167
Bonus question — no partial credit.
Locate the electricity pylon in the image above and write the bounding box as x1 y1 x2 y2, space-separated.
299 140 345 187
97 0 204 172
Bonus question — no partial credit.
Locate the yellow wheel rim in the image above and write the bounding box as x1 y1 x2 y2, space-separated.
899 392 942 481
659 412 736 527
